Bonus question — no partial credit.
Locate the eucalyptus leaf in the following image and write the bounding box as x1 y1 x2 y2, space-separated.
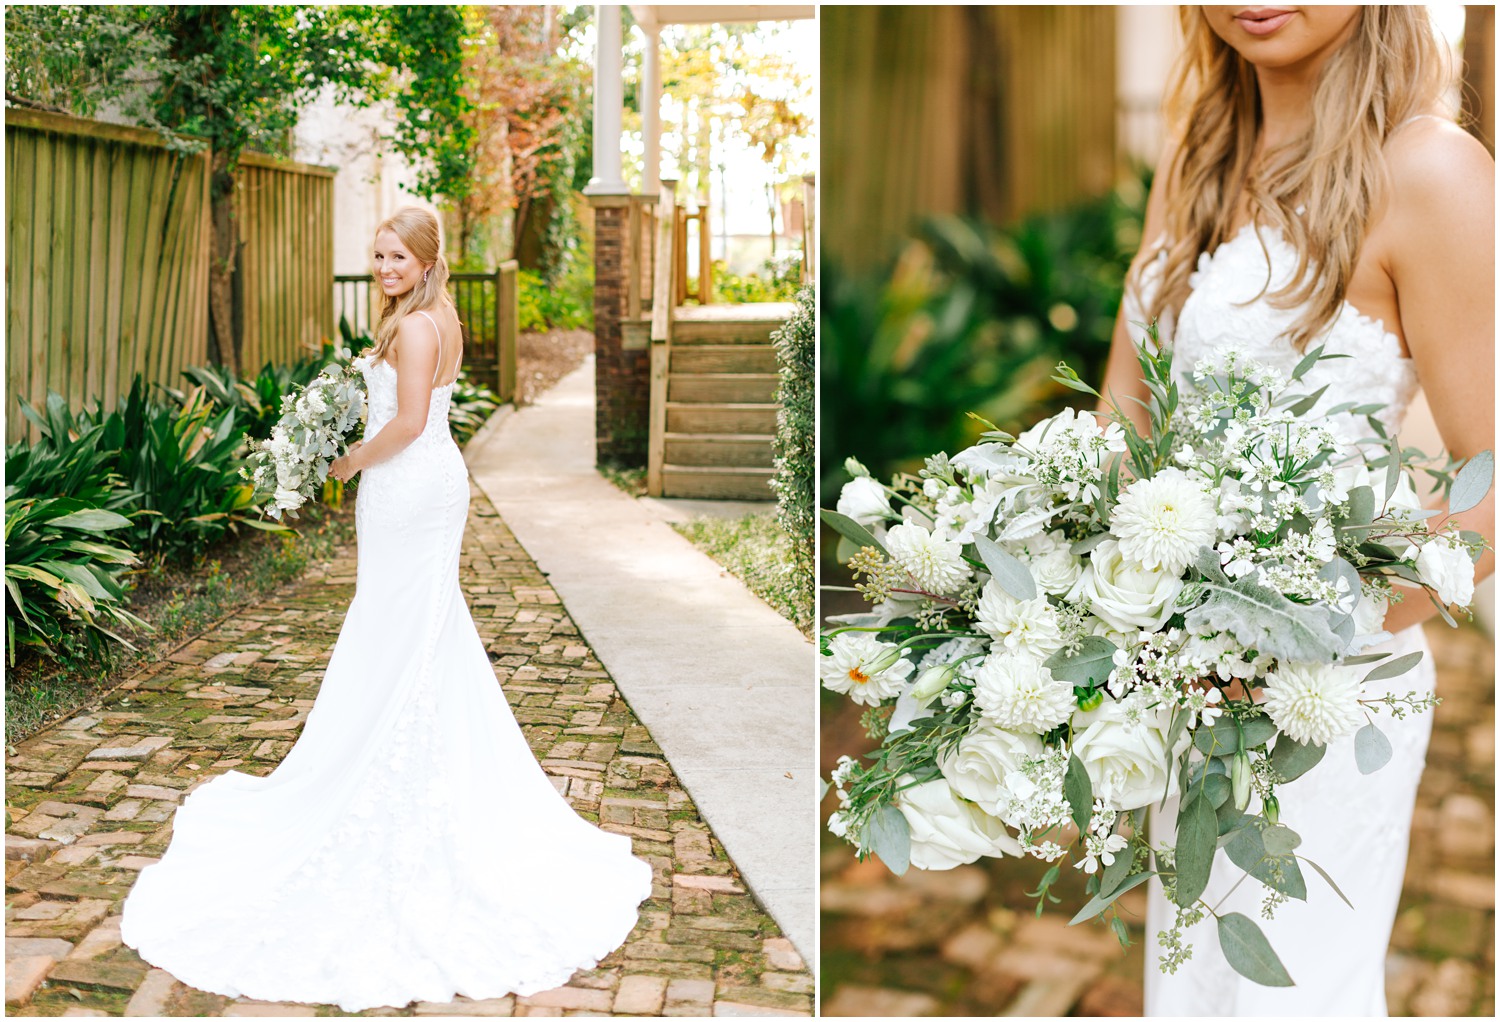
1218 913 1295 987
1173 792 1218 907
1299 855 1355 910
1225 822 1307 900
1449 449 1494 515
1261 824 1301 856
1269 735 1326 783
821 510 886 555
1071 532 1110 556
1285 383 1329 417
1184 575 1341 665
1363 650 1423 684
865 804 911 876
1342 652 1391 666
1068 871 1154 925
1354 723 1392 775
1290 344 1327 382
1045 636 1119 687
974 534 1036 601
1343 485 1375 537
819 778 830 801
1202 771 1232 809
1064 753 1093 833
1100 836 1136 894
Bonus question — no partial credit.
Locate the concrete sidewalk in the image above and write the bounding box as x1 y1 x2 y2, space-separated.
464 357 817 966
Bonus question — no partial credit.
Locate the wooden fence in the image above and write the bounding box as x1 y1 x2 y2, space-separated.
5 109 336 442
235 152 335 371
5 108 211 442
333 264 519 404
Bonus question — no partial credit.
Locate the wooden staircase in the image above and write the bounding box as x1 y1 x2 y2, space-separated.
655 303 790 500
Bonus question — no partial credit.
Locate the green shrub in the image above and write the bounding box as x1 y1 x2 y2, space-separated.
447 369 501 446
713 256 804 304
518 266 593 332
83 378 273 561
820 172 1148 495
771 285 815 630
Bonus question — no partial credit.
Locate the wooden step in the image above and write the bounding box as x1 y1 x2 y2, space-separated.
669 373 780 404
666 402 778 435
661 464 775 501
670 344 777 374
673 319 782 344
664 432 774 468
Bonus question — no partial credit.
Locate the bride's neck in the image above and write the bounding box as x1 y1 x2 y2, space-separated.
1254 71 1316 150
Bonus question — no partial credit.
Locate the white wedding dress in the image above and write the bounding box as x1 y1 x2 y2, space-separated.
1128 221 1437 1016
121 322 652 1012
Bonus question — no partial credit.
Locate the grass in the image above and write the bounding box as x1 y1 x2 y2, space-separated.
5 501 357 745
672 511 814 637
598 461 647 497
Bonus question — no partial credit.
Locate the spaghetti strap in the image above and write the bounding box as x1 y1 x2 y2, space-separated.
414 309 443 386
1395 112 1449 131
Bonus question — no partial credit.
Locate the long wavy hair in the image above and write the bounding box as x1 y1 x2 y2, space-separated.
1139 6 1453 349
371 206 453 362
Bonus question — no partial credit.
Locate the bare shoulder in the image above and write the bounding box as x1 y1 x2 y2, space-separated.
1384 117 1494 226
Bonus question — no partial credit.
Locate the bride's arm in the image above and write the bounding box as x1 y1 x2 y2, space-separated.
1380 119 1496 633
1098 136 1181 434
330 317 442 480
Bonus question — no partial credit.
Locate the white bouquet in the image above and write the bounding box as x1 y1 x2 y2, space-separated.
821 329 1490 986
243 361 366 520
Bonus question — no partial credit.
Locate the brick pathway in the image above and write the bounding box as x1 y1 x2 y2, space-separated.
6 482 812 1017
819 621 1494 1017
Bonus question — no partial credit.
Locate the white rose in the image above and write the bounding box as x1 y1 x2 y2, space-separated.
1416 539 1476 608
938 725 1044 815
1332 460 1422 517
836 476 892 528
1020 530 1084 596
895 775 1023 869
1070 691 1191 811
1074 538 1185 632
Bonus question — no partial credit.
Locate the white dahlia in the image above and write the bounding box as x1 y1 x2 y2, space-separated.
972 652 1075 734
974 582 1066 659
819 633 914 706
1262 661 1364 746
885 521 971 595
1111 468 1217 575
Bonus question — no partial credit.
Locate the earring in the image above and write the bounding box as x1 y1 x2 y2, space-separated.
423 269 430 283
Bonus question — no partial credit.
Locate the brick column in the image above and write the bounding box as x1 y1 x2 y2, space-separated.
590 194 648 465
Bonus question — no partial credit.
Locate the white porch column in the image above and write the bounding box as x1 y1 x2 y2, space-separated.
585 4 628 195
641 21 662 195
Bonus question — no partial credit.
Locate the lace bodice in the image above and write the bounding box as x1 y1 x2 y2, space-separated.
354 355 457 456
1126 223 1420 446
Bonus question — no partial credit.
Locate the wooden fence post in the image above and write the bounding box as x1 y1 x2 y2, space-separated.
498 260 519 404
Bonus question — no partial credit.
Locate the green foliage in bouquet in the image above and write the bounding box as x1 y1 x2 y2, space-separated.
819 328 1491 989
820 173 1148 496
771 285 816 630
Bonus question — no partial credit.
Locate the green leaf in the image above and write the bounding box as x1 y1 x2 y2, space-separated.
1354 723 1392 775
1173 792 1217 907
1449 450 1493 514
818 778 830 801
866 804 911 876
1202 771 1232 809
1363 650 1423 684
1269 735 1326 783
1063 753 1093 833
1285 383 1329 417
1044 635 1118 687
1184 575 1341 665
1299 855 1355 910
49 508 133 532
1099 835 1136 894
1343 485 1375 537
1225 822 1307 900
974 534 1036 601
820 510 886 555
1290 344 1327 381
1068 871 1153 925
1218 912 1295 987
1261 824 1301 856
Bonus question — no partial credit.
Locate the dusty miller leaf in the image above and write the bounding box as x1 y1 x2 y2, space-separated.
1184 575 1341 665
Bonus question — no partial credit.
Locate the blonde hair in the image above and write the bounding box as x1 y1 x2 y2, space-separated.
371 206 452 362
1140 5 1453 349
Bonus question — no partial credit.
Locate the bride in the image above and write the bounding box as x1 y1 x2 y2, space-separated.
1100 6 1494 1015
120 207 653 1012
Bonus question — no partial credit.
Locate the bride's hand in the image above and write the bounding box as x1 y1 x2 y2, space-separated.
330 442 363 483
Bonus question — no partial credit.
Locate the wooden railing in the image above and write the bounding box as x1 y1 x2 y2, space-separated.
646 180 678 496
333 262 519 404
673 196 714 306
626 193 659 319
801 173 817 285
